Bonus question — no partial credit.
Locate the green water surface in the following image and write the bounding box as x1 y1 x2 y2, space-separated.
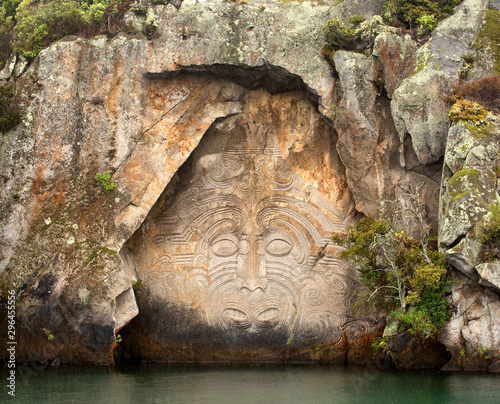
2 364 500 404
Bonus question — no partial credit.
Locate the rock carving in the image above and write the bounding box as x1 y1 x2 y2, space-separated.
127 119 374 357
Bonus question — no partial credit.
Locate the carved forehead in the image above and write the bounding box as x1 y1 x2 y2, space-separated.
151 122 346 254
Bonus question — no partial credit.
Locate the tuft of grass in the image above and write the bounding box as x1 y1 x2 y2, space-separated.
448 99 488 126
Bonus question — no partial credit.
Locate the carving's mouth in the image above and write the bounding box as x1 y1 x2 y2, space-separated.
222 305 281 330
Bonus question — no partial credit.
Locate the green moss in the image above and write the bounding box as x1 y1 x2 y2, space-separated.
85 247 118 265
412 50 428 76
475 9 500 74
464 121 496 139
448 168 481 201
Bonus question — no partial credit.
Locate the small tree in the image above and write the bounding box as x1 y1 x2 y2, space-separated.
335 184 450 344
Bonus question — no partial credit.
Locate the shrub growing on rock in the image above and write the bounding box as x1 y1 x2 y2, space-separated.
15 0 88 59
0 84 21 133
0 0 18 70
322 15 398 62
323 18 357 52
452 74 500 114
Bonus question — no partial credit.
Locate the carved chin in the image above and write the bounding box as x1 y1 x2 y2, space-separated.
208 288 295 333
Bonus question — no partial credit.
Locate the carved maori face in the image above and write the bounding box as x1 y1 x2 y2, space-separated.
130 122 366 351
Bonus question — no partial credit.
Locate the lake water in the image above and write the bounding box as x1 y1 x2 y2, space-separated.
3 364 500 404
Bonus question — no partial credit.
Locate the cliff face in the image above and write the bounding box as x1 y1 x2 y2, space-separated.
0 0 499 369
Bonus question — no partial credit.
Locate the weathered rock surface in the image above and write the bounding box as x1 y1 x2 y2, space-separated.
0 54 16 81
440 272 500 372
126 0 384 115
439 118 500 370
391 0 489 166
332 32 441 225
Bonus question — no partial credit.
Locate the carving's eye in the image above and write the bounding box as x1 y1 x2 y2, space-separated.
224 308 249 322
256 308 279 322
211 238 238 257
265 238 292 256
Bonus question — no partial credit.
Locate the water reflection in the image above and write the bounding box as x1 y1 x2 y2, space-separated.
3 364 500 404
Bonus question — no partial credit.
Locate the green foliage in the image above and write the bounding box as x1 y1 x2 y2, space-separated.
477 203 500 246
397 309 439 339
348 15 366 26
15 0 88 59
407 263 447 304
0 0 133 66
0 0 20 20
131 279 142 292
340 217 389 289
416 14 436 34
381 0 460 31
87 1 108 23
0 84 21 133
0 0 17 69
339 204 450 344
448 99 488 126
372 336 389 354
43 328 54 341
94 171 116 192
322 18 357 52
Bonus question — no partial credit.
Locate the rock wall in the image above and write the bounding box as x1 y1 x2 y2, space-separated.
0 0 498 368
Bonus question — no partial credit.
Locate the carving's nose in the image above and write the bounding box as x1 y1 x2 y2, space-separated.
236 236 268 291
236 268 269 291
